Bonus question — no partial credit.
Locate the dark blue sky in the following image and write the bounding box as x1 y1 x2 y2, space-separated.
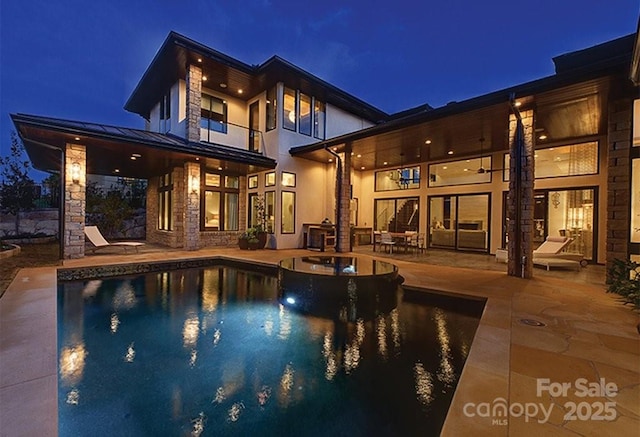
1 0 637 167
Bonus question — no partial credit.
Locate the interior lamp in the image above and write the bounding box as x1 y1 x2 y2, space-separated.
71 162 81 184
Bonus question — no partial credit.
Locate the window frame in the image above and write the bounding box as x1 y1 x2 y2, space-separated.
201 169 240 231
281 191 296 234
158 172 173 231
201 93 228 140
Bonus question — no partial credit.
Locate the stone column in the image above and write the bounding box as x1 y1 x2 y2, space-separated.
606 97 632 276
507 109 534 278
183 161 201 250
336 147 352 252
64 144 86 259
185 64 202 143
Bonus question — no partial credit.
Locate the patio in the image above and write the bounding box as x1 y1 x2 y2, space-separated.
1 246 637 436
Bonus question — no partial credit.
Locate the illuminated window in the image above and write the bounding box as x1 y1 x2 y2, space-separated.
203 171 238 230
265 171 276 187
281 191 295 234
248 175 258 189
282 172 296 187
375 166 420 191
503 141 598 180
283 87 296 131
429 157 491 187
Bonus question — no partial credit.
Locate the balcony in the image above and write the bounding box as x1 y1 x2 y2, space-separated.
200 121 264 154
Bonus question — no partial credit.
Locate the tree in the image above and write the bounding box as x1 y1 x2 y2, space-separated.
0 132 36 236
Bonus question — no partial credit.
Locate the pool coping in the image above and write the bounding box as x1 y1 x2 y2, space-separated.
1 248 638 436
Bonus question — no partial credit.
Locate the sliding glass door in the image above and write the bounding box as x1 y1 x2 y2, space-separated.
429 194 490 252
374 197 419 232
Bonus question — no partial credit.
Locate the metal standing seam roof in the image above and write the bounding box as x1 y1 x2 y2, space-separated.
10 113 277 169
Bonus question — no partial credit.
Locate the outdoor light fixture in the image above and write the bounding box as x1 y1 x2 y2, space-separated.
71 162 81 184
190 174 199 194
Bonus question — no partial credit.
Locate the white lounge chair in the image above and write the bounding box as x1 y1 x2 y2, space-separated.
84 226 145 253
533 236 587 268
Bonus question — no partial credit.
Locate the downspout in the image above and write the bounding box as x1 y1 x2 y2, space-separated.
325 146 342 248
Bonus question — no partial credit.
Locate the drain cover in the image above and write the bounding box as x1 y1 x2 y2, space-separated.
519 318 546 327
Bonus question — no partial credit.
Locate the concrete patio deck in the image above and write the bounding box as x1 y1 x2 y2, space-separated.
1 247 638 436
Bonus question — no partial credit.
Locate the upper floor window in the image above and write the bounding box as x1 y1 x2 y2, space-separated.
201 94 227 140
314 100 325 140
266 87 276 132
283 87 296 131
299 93 312 136
375 166 420 191
282 87 326 139
503 141 599 181
160 91 171 133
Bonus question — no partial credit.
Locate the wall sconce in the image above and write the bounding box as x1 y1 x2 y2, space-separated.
71 162 81 184
189 174 199 194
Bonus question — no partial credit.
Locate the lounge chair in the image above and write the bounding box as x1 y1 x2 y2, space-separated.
532 236 587 268
84 226 145 253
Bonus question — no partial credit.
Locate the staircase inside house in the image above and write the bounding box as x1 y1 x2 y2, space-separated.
386 200 419 233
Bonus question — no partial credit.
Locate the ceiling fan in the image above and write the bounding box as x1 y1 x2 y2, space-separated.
476 137 503 174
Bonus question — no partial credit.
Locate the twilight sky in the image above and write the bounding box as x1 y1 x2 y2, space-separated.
0 0 637 165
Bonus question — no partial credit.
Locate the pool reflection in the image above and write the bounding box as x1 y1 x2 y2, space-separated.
57 263 483 436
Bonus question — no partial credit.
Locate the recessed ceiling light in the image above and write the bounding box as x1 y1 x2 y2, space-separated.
447 150 454 155
220 83 227 88
357 154 362 158
425 139 432 145
383 161 388 165
539 134 548 140
328 158 333 162
333 148 337 152
197 58 202 63
74 137 80 141
361 166 365 170
130 156 137 160
351 152 354 156
114 169 120 173
442 166 448 170
514 101 522 107
463 168 469 172
218 167 223 171
132 153 141 158
534 154 538 158
195 157 200 161
549 148 554 151
466 160 470 162
202 76 207 81
238 89 243 94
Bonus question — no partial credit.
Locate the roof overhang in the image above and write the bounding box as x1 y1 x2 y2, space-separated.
291 34 636 170
11 114 276 179
631 18 640 85
124 32 388 123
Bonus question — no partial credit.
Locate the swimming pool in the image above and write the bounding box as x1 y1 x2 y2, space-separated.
57 261 483 436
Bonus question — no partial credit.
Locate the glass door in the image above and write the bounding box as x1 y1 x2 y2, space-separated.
456 194 489 251
249 101 260 152
429 196 456 248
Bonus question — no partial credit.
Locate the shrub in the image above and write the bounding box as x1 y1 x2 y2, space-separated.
606 259 640 311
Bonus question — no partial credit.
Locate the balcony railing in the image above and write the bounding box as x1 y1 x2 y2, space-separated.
200 121 266 155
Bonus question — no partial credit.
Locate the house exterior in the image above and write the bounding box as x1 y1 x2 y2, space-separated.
11 28 640 277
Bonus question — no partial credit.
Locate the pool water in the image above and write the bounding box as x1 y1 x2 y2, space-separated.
57 263 483 436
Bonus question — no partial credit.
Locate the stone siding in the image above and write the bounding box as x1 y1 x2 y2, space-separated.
507 110 534 278
186 64 202 142
606 97 632 275
64 144 86 259
0 209 58 237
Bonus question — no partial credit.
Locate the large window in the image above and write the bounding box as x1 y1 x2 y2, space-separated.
158 172 172 231
429 194 490 252
202 171 239 231
502 188 596 260
265 191 275 233
314 100 325 140
201 94 227 141
428 157 492 187
281 191 295 234
374 197 419 232
266 87 276 132
503 141 598 180
282 87 326 139
375 166 420 191
283 87 296 131
298 92 312 136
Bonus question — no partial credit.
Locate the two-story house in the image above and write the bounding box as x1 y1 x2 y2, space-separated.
10 28 640 277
